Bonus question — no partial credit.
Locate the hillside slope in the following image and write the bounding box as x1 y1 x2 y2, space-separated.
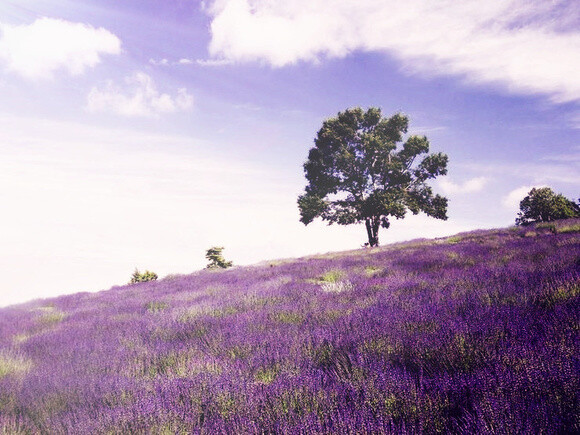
1 220 579 434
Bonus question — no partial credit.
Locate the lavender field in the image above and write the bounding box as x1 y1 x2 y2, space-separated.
1 220 579 434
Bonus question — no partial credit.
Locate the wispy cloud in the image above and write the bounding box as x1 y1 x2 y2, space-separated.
149 58 170 66
86 72 193 117
541 146 580 163
409 125 448 135
462 160 580 186
196 58 232 67
205 0 580 103
0 17 121 79
148 58 196 66
149 57 220 67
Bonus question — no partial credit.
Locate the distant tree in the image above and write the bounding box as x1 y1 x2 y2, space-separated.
298 107 449 247
205 246 233 269
130 269 158 283
515 187 580 226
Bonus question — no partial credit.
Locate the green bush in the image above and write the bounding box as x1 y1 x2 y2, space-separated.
130 269 158 284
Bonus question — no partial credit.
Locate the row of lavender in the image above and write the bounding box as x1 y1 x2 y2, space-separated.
1 220 579 433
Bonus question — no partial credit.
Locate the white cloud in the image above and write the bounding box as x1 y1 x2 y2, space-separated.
87 72 193 117
502 185 546 210
205 0 580 103
0 17 121 79
437 176 488 195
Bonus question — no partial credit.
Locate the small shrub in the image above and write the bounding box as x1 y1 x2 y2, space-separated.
130 269 158 284
205 246 233 269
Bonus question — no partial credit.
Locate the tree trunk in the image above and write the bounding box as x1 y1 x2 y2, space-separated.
372 217 380 247
365 217 380 247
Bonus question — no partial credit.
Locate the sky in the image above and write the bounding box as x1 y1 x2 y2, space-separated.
0 0 578 307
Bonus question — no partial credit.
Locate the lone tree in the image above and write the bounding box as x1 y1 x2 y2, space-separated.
205 246 233 269
298 107 449 247
516 187 579 226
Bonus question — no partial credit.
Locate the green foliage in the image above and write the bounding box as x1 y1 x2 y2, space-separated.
516 187 579 226
205 246 233 269
130 269 158 284
298 107 449 246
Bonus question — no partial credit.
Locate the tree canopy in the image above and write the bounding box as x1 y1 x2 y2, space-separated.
298 107 449 247
515 187 579 226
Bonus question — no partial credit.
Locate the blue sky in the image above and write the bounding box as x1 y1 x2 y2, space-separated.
1 0 578 307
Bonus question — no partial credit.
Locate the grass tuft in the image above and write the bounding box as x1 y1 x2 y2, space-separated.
270 311 305 325
145 301 168 313
558 224 580 233
536 281 580 309
254 366 279 384
0 352 32 379
37 310 66 325
364 265 383 277
316 269 346 283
